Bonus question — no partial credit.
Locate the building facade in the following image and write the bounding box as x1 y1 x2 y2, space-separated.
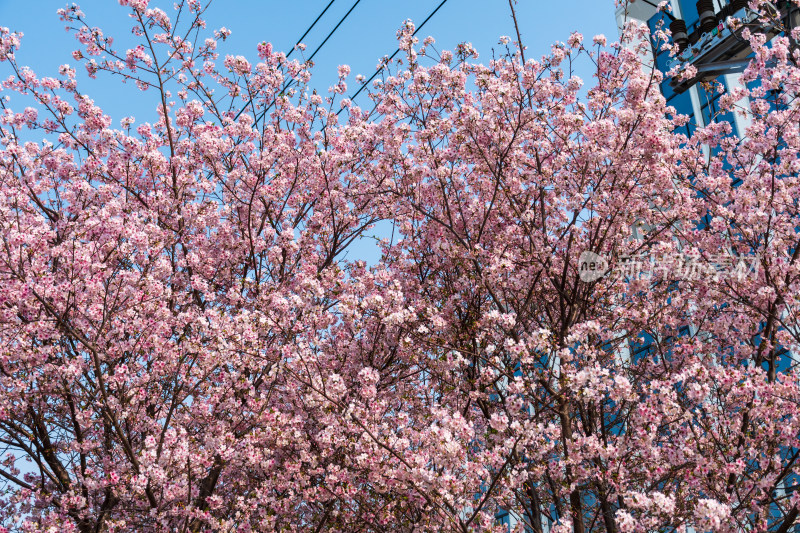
621 1 762 139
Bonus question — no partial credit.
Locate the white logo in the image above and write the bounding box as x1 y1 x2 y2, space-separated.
578 251 609 282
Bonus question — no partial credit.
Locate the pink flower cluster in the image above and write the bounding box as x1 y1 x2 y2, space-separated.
0 1 798 532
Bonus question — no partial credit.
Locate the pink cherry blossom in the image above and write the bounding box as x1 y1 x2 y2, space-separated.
0 1 799 532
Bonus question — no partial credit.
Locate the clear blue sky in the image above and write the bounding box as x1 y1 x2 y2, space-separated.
0 0 619 264
0 0 619 121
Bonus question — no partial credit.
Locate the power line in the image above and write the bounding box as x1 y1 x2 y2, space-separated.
232 0 338 121
240 0 363 124
246 0 362 124
287 0 338 59
234 0 361 122
305 0 362 65
341 0 450 113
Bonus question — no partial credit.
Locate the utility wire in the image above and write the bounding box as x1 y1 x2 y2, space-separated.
234 0 361 122
287 0 338 59
340 0 450 114
246 0 362 124
305 0 362 65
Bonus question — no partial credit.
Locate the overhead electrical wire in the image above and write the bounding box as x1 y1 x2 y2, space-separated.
233 0 363 123
230 0 339 121
286 0 338 59
232 0 449 124
304 0 362 65
341 0 450 113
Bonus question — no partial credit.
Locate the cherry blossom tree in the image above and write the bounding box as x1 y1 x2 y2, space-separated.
0 0 799 531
